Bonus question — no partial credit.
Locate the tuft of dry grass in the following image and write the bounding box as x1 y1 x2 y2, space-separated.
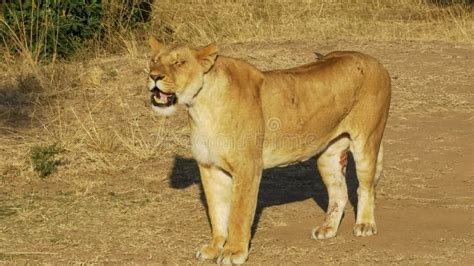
113 104 169 160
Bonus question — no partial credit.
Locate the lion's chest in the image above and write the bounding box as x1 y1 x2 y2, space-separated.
191 130 215 165
189 108 218 166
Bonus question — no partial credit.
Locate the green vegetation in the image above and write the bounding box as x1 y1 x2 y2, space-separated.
1 0 103 61
30 143 62 177
0 0 153 62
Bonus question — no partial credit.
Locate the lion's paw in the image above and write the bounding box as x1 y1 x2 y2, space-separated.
196 243 222 261
216 248 248 265
311 224 337 240
353 223 377 237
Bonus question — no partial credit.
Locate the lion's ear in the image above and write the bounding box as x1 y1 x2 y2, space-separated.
196 43 218 72
149 36 163 53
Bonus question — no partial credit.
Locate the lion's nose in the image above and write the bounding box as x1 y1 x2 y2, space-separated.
150 74 164 81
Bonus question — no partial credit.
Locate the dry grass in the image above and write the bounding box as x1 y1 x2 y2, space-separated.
0 0 473 264
153 0 473 45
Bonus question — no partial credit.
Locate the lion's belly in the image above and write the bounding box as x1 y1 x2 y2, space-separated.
262 132 329 169
261 105 347 169
262 147 324 169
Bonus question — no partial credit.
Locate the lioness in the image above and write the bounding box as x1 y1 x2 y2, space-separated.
148 37 391 264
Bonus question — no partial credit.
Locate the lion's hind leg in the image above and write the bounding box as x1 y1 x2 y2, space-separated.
351 137 383 237
312 136 350 240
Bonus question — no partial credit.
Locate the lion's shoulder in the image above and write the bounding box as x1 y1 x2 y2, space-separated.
209 56 264 91
214 56 262 75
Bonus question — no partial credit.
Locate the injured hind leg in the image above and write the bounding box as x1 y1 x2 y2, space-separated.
312 137 350 240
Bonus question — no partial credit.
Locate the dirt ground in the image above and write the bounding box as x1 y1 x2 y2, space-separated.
1 39 473 264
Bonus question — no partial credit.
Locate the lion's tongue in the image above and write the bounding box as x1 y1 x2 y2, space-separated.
160 92 168 103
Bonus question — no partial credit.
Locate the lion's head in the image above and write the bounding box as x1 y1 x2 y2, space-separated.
148 36 218 116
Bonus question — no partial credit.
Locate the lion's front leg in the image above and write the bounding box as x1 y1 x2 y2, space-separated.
217 164 262 265
196 164 232 261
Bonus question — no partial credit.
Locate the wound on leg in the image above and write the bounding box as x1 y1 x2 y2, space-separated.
340 151 348 175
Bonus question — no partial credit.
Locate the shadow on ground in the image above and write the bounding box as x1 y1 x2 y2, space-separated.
168 154 359 238
0 73 42 128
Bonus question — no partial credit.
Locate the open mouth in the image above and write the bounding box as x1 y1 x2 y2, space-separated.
151 87 177 107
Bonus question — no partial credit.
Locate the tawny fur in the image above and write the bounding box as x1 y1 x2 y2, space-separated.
148 37 391 265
